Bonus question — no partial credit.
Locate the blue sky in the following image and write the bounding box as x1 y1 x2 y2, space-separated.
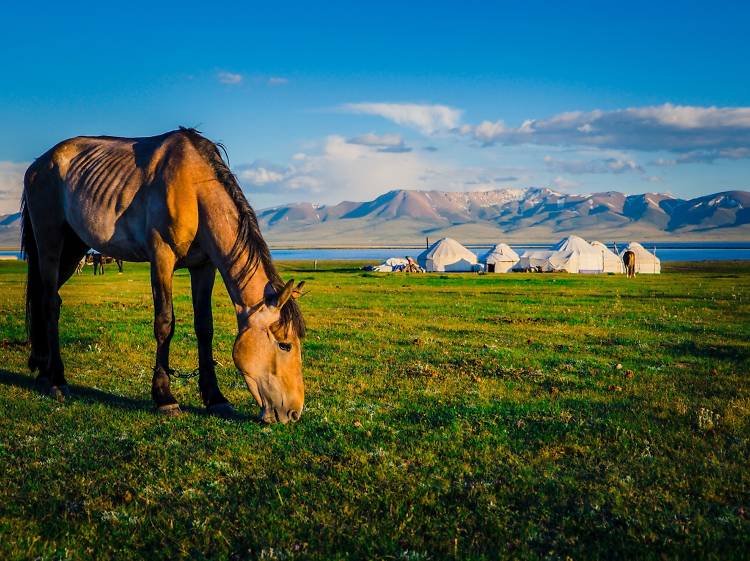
1 0 749 211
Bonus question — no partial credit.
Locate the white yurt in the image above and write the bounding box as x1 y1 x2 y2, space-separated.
514 235 603 273
619 242 661 274
590 241 625 274
480 243 520 273
513 249 557 272
417 238 479 272
372 257 409 272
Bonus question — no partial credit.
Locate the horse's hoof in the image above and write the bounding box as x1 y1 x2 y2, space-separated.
49 385 70 402
158 403 182 417
207 402 235 417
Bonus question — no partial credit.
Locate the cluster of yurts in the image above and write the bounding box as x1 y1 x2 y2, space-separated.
375 236 661 274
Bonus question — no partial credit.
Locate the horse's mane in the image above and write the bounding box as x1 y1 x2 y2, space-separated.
178 127 305 338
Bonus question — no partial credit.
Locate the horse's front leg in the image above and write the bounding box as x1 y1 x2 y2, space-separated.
150 253 180 415
190 262 232 414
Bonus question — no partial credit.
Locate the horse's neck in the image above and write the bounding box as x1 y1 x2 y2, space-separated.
223 262 270 312
210 235 271 315
197 183 271 315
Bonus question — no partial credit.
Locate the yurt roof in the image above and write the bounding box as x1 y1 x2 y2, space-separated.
591 241 618 254
552 235 598 254
623 242 660 259
419 237 477 263
481 243 520 263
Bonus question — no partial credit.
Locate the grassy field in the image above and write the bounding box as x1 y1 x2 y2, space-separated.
0 260 748 560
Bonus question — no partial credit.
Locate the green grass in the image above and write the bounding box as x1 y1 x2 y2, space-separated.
0 260 748 560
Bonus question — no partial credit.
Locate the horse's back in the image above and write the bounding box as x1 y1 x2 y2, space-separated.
26 131 202 262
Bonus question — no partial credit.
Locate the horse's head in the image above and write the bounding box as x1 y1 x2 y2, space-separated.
233 280 305 424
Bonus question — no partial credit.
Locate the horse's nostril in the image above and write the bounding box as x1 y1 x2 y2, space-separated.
289 409 301 422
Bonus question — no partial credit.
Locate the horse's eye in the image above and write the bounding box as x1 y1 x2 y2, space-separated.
278 342 292 352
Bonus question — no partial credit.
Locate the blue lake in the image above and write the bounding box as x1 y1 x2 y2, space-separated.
3 244 750 262
270 246 750 262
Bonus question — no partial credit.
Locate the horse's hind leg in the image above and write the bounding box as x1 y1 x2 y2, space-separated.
34 227 89 398
190 262 231 413
32 233 69 399
150 251 181 415
26 252 50 380
37 229 90 399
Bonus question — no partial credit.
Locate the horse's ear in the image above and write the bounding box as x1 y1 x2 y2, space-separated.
291 281 305 300
274 279 296 309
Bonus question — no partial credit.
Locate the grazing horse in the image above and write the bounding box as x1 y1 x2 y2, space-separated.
89 253 125 275
21 128 306 423
91 252 105 275
623 250 636 278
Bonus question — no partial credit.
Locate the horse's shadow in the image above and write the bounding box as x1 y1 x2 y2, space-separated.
0 369 258 423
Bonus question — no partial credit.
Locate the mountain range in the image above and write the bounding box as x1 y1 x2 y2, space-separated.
254 187 750 246
2 188 749 248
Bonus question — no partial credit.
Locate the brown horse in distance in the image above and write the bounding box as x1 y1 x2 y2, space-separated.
89 252 124 275
91 252 105 275
623 250 636 278
22 128 305 423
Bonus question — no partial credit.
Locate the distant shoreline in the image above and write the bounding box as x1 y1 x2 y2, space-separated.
3 241 750 252
265 242 750 250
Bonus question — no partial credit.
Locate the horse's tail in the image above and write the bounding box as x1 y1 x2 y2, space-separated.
20 172 45 372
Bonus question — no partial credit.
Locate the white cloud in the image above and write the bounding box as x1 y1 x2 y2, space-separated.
644 175 664 183
624 104 750 129
338 101 750 171
543 155 643 174
651 147 750 166
285 175 321 191
239 165 289 186
470 120 510 144
236 136 528 204
551 176 580 191
461 103 750 154
347 133 411 153
651 158 677 167
267 76 289 86
217 71 243 85
347 133 403 147
675 147 750 164
342 102 462 134
273 135 428 200
415 167 528 193
0 161 27 214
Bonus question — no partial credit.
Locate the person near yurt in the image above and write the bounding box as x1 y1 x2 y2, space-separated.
514 235 603 273
480 243 520 273
619 242 661 274
417 237 479 272
590 241 625 274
